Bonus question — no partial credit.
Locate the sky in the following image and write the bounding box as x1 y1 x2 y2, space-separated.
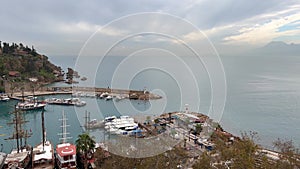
0 0 300 56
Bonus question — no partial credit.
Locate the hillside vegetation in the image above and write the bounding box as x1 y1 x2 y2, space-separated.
0 41 63 83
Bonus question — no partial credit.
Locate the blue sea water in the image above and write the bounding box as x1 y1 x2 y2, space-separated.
0 53 300 153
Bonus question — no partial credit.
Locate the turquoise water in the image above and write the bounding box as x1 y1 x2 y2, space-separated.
1 53 300 153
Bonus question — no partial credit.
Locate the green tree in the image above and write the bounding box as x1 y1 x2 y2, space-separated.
273 139 300 168
193 152 213 169
2 42 9 53
230 132 258 169
76 133 96 169
195 124 202 135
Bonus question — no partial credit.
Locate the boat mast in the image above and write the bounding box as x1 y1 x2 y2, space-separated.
5 109 31 153
58 110 71 144
32 84 35 103
84 111 91 133
42 109 45 150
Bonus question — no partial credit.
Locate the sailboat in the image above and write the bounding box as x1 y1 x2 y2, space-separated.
32 110 54 168
55 111 77 169
3 109 32 169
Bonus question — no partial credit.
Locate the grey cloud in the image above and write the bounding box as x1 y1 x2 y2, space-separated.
0 0 299 56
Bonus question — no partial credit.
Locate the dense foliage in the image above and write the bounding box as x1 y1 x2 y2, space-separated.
0 41 62 83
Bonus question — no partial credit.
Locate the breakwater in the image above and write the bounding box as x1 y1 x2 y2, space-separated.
9 86 162 100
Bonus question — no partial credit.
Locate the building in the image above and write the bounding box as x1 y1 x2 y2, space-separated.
8 71 20 77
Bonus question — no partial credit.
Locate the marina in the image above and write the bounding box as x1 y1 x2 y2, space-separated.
1 0 300 167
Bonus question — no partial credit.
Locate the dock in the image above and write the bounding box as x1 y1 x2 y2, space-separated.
8 86 162 101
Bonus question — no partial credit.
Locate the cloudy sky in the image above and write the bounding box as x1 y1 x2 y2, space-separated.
1 0 300 56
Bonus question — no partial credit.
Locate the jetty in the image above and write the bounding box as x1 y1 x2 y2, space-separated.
8 86 162 101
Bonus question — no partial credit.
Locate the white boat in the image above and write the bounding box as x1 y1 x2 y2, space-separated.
99 92 109 99
0 94 10 101
105 95 113 101
86 93 96 98
32 141 54 169
32 110 54 169
104 116 116 122
75 101 86 107
104 116 140 135
45 97 86 107
16 102 46 111
115 95 126 101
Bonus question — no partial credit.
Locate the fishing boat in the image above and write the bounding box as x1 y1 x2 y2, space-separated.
3 109 32 169
32 110 54 169
55 111 77 169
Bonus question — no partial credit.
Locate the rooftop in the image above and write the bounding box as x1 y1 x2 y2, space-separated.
56 143 76 157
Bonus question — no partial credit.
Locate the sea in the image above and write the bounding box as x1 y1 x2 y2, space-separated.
0 53 300 153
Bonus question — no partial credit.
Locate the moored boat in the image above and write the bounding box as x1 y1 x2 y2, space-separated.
32 110 54 169
4 148 32 169
104 95 113 101
4 109 33 169
32 141 54 169
16 102 46 111
104 115 141 135
45 97 86 107
0 94 10 101
56 111 77 169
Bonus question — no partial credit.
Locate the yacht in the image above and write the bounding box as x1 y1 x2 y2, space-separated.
16 102 46 111
104 116 140 135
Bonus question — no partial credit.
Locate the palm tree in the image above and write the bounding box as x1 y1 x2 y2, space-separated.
76 133 96 169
